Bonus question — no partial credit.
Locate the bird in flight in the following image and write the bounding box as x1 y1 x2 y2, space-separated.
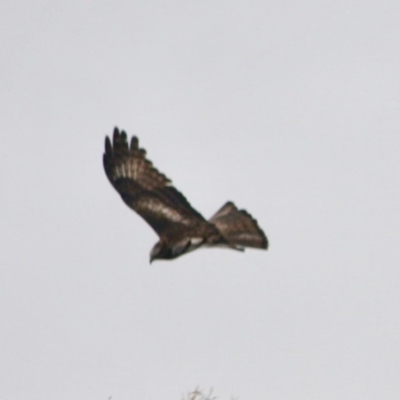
103 128 268 262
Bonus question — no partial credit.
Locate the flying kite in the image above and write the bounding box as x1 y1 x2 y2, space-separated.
103 128 268 262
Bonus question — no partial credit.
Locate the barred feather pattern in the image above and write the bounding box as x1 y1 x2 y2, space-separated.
209 202 268 249
104 128 172 190
103 128 208 239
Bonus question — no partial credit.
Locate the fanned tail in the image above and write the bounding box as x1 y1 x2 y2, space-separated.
209 202 268 250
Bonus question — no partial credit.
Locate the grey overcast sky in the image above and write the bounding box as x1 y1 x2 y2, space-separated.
1 1 400 399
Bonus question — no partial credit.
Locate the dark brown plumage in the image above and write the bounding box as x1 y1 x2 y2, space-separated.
103 127 268 261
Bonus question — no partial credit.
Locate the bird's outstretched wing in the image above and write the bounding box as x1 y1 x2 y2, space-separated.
103 128 206 238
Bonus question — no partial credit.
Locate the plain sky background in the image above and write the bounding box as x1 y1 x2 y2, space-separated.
1 1 400 399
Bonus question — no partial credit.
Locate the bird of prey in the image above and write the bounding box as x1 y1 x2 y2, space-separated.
103 128 268 262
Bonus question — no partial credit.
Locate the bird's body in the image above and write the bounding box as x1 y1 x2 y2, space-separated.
103 128 268 262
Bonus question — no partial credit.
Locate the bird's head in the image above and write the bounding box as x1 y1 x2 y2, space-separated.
149 239 192 263
150 241 174 263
